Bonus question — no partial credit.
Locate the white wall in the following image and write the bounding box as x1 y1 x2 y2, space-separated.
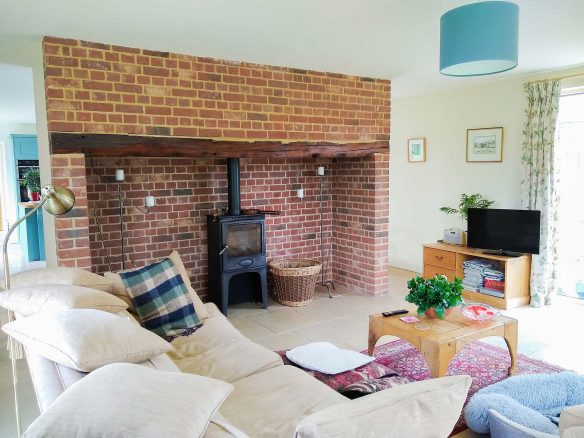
389 67 584 273
390 77 528 272
0 36 55 265
0 123 37 236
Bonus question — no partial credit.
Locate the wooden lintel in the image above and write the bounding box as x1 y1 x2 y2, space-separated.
49 132 389 158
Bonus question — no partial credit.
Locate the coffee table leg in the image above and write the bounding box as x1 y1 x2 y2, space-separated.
504 320 518 376
423 341 456 378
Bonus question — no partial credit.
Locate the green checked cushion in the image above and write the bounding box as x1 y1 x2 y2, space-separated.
119 258 201 341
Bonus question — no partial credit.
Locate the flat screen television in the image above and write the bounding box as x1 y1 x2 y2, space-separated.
467 208 541 255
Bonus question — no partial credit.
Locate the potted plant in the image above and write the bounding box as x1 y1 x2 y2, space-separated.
440 193 494 222
20 168 41 201
405 275 464 319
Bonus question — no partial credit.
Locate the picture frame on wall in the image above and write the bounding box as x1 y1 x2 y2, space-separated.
408 137 426 162
466 127 503 162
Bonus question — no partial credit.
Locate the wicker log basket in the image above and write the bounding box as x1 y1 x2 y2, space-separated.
269 258 322 307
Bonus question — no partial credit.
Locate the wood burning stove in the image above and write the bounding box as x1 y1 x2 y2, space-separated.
207 158 268 315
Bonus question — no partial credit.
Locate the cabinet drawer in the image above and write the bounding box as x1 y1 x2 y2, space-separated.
423 265 456 282
423 247 456 270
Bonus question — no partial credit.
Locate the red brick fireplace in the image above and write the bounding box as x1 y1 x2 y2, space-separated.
43 37 390 299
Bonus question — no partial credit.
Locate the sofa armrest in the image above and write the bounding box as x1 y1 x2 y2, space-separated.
294 375 471 438
560 404 584 435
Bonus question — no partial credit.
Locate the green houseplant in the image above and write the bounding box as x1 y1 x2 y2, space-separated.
20 168 41 201
405 275 464 319
440 193 494 222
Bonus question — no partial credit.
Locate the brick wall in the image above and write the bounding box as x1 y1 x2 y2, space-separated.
43 37 390 297
43 37 390 142
50 154 92 269
86 157 333 300
332 154 389 294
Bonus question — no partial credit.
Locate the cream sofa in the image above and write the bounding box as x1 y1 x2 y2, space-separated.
26 301 472 437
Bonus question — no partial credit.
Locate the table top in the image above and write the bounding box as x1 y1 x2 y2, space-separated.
18 201 40 209
370 306 516 342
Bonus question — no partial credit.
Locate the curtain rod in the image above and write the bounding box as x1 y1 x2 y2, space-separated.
525 73 584 86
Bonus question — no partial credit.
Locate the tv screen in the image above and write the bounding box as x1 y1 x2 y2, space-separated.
467 208 541 255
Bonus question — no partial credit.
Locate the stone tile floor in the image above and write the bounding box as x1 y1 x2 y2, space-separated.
1 258 583 437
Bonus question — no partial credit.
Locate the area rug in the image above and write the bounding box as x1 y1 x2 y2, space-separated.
365 339 567 435
280 339 567 436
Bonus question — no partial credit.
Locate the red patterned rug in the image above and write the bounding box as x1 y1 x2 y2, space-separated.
364 339 567 435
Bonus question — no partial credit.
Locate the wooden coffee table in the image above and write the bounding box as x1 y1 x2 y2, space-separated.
368 307 518 378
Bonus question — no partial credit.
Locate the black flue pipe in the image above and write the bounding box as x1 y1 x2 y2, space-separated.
227 158 241 215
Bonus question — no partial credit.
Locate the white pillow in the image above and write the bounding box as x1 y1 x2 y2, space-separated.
0 284 127 316
2 309 172 372
286 342 375 375
23 362 234 438
104 250 208 320
11 267 114 293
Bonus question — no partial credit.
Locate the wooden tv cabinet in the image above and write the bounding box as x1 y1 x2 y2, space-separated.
422 243 531 309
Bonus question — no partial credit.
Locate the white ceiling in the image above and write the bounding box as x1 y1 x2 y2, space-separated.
0 0 583 118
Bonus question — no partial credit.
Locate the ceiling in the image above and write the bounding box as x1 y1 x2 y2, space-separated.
0 0 583 112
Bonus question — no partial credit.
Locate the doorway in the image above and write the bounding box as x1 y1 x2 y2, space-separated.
556 91 584 299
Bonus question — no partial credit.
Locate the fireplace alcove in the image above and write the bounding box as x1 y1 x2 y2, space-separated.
50 132 390 304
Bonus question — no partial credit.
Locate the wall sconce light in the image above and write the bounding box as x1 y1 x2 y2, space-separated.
296 188 304 199
145 195 156 208
115 169 125 181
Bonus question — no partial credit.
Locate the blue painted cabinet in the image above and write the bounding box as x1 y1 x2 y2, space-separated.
11 134 46 262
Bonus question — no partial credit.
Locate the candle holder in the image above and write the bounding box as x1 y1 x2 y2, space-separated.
317 167 335 298
90 162 155 271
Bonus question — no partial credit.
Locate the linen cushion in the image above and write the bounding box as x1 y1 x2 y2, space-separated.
119 258 201 341
104 250 208 319
220 365 346 437
0 284 127 316
560 404 584 434
169 302 283 383
10 267 113 293
2 309 172 372
294 375 471 438
23 363 233 438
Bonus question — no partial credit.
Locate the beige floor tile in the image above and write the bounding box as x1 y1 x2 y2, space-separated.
292 315 370 351
230 317 276 340
254 331 313 351
246 307 320 333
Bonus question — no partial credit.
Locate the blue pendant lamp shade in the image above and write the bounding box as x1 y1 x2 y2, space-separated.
440 1 519 76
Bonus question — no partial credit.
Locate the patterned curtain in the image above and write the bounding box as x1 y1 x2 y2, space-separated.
521 80 561 307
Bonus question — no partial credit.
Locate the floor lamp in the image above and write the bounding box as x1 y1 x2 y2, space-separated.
2 184 75 437
317 166 335 298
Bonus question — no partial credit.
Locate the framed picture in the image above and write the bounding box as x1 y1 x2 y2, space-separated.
466 127 503 162
408 137 426 162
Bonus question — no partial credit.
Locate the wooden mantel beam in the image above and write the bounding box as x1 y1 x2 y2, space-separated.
49 133 389 158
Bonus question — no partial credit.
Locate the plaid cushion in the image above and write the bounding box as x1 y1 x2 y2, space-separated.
119 258 201 341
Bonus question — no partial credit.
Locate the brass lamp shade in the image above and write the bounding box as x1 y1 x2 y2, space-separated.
41 185 75 215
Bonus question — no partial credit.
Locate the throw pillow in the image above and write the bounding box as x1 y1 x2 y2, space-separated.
104 250 208 319
339 376 412 399
119 258 201 341
2 308 172 372
0 284 127 317
10 267 114 293
23 363 234 438
279 350 398 391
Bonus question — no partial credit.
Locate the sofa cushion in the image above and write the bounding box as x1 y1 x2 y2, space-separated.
295 375 472 438
220 365 346 437
168 303 282 383
119 258 201 341
560 404 584 434
23 363 233 438
3 309 172 372
10 267 113 293
0 284 127 317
